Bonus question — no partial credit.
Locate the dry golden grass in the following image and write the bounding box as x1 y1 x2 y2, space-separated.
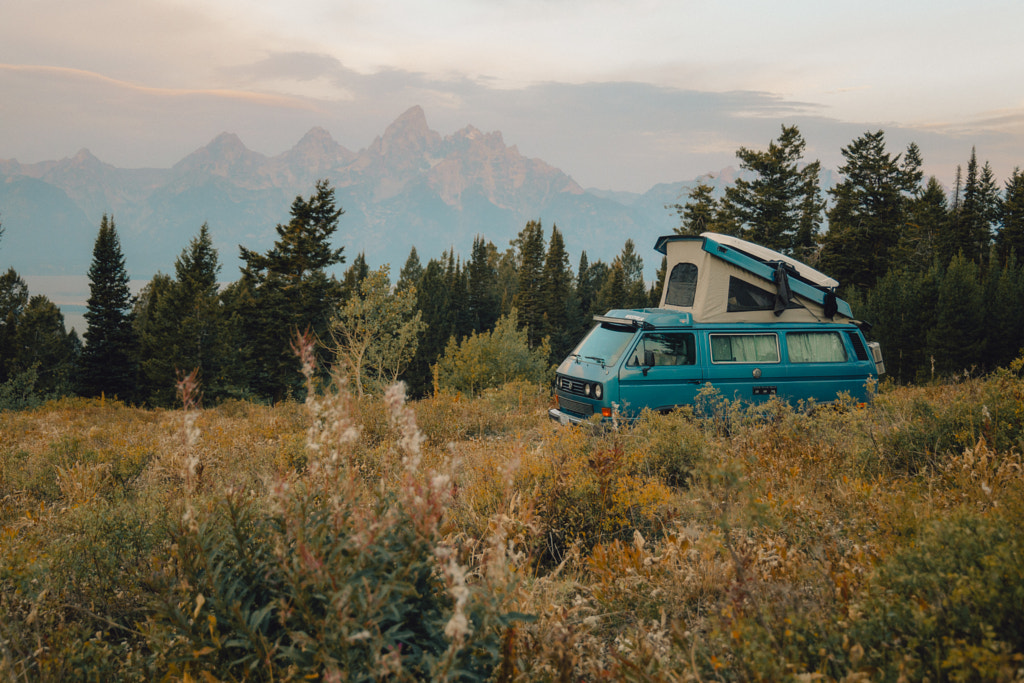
1 367 1023 681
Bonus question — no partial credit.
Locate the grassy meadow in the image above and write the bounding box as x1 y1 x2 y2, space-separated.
2 360 1024 681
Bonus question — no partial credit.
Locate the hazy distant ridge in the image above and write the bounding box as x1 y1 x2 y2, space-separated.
0 106 729 279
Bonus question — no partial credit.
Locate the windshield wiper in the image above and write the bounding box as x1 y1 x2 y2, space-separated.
584 355 606 365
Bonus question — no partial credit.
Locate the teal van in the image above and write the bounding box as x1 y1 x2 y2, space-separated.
549 233 883 424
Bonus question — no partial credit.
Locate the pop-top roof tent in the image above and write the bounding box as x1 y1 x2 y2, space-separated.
654 232 855 324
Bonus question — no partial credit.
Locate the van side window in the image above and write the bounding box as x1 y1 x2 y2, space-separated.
665 263 698 307
710 333 779 363
629 332 696 366
727 277 775 312
787 331 848 363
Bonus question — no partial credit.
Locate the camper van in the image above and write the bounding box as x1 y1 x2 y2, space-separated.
549 233 884 424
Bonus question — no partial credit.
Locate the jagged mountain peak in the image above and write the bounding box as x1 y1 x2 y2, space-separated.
70 148 100 165
280 127 353 164
376 106 441 157
173 132 266 176
292 126 338 150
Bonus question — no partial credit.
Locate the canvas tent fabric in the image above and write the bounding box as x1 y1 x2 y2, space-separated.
655 233 854 324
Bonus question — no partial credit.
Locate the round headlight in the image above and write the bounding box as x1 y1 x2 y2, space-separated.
594 383 603 399
584 383 591 396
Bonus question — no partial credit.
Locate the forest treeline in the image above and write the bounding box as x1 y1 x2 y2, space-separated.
2 126 1023 408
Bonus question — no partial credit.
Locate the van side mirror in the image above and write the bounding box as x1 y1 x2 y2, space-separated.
642 350 655 375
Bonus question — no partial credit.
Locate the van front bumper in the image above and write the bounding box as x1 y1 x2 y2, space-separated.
548 407 587 425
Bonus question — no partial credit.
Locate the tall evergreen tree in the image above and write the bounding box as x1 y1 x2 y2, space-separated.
511 220 547 347
540 225 576 361
135 225 229 405
397 246 424 292
670 181 724 236
465 236 500 334
236 180 346 401
340 252 370 302
926 255 985 375
0 268 29 385
445 250 472 342
594 261 628 313
80 215 136 400
133 273 175 404
983 257 1024 369
937 166 965 266
997 167 1024 265
954 149 999 264
720 125 824 255
580 257 609 318
14 295 80 396
819 130 921 291
406 258 453 397
650 256 667 307
893 176 949 274
616 239 648 308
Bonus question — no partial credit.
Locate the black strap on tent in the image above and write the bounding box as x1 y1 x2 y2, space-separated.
823 291 838 319
772 262 794 316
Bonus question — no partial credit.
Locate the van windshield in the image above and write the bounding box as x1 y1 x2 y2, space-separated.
570 323 636 366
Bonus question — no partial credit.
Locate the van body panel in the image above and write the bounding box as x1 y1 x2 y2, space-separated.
549 310 879 423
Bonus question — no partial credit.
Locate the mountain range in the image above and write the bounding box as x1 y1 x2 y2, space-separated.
1 105 732 289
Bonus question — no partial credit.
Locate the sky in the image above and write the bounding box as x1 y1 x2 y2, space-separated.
2 0 1024 193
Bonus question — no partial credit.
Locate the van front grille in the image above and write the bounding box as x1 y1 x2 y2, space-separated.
556 375 587 396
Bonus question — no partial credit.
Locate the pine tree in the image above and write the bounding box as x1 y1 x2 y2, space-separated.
14 295 80 396
670 181 722 236
956 149 1000 264
80 215 136 400
397 247 424 292
926 255 985 375
511 220 547 347
406 258 453 397
819 130 921 291
0 268 29 384
650 256 667 307
893 176 949 274
133 273 176 404
135 225 230 405
444 250 472 342
237 180 346 401
579 257 609 318
937 166 965 267
616 239 648 308
983 257 1024 369
594 261 628 313
465 236 500 333
340 252 369 302
720 125 824 255
540 225 576 361
997 167 1024 265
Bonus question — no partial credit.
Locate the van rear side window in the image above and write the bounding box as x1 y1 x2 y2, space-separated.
710 334 779 363
787 331 848 363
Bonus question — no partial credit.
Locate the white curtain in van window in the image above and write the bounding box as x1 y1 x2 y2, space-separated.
787 332 847 363
711 334 779 363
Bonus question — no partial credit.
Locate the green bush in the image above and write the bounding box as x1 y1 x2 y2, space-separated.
433 310 552 395
145 373 531 682
850 512 1024 681
870 367 1024 475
